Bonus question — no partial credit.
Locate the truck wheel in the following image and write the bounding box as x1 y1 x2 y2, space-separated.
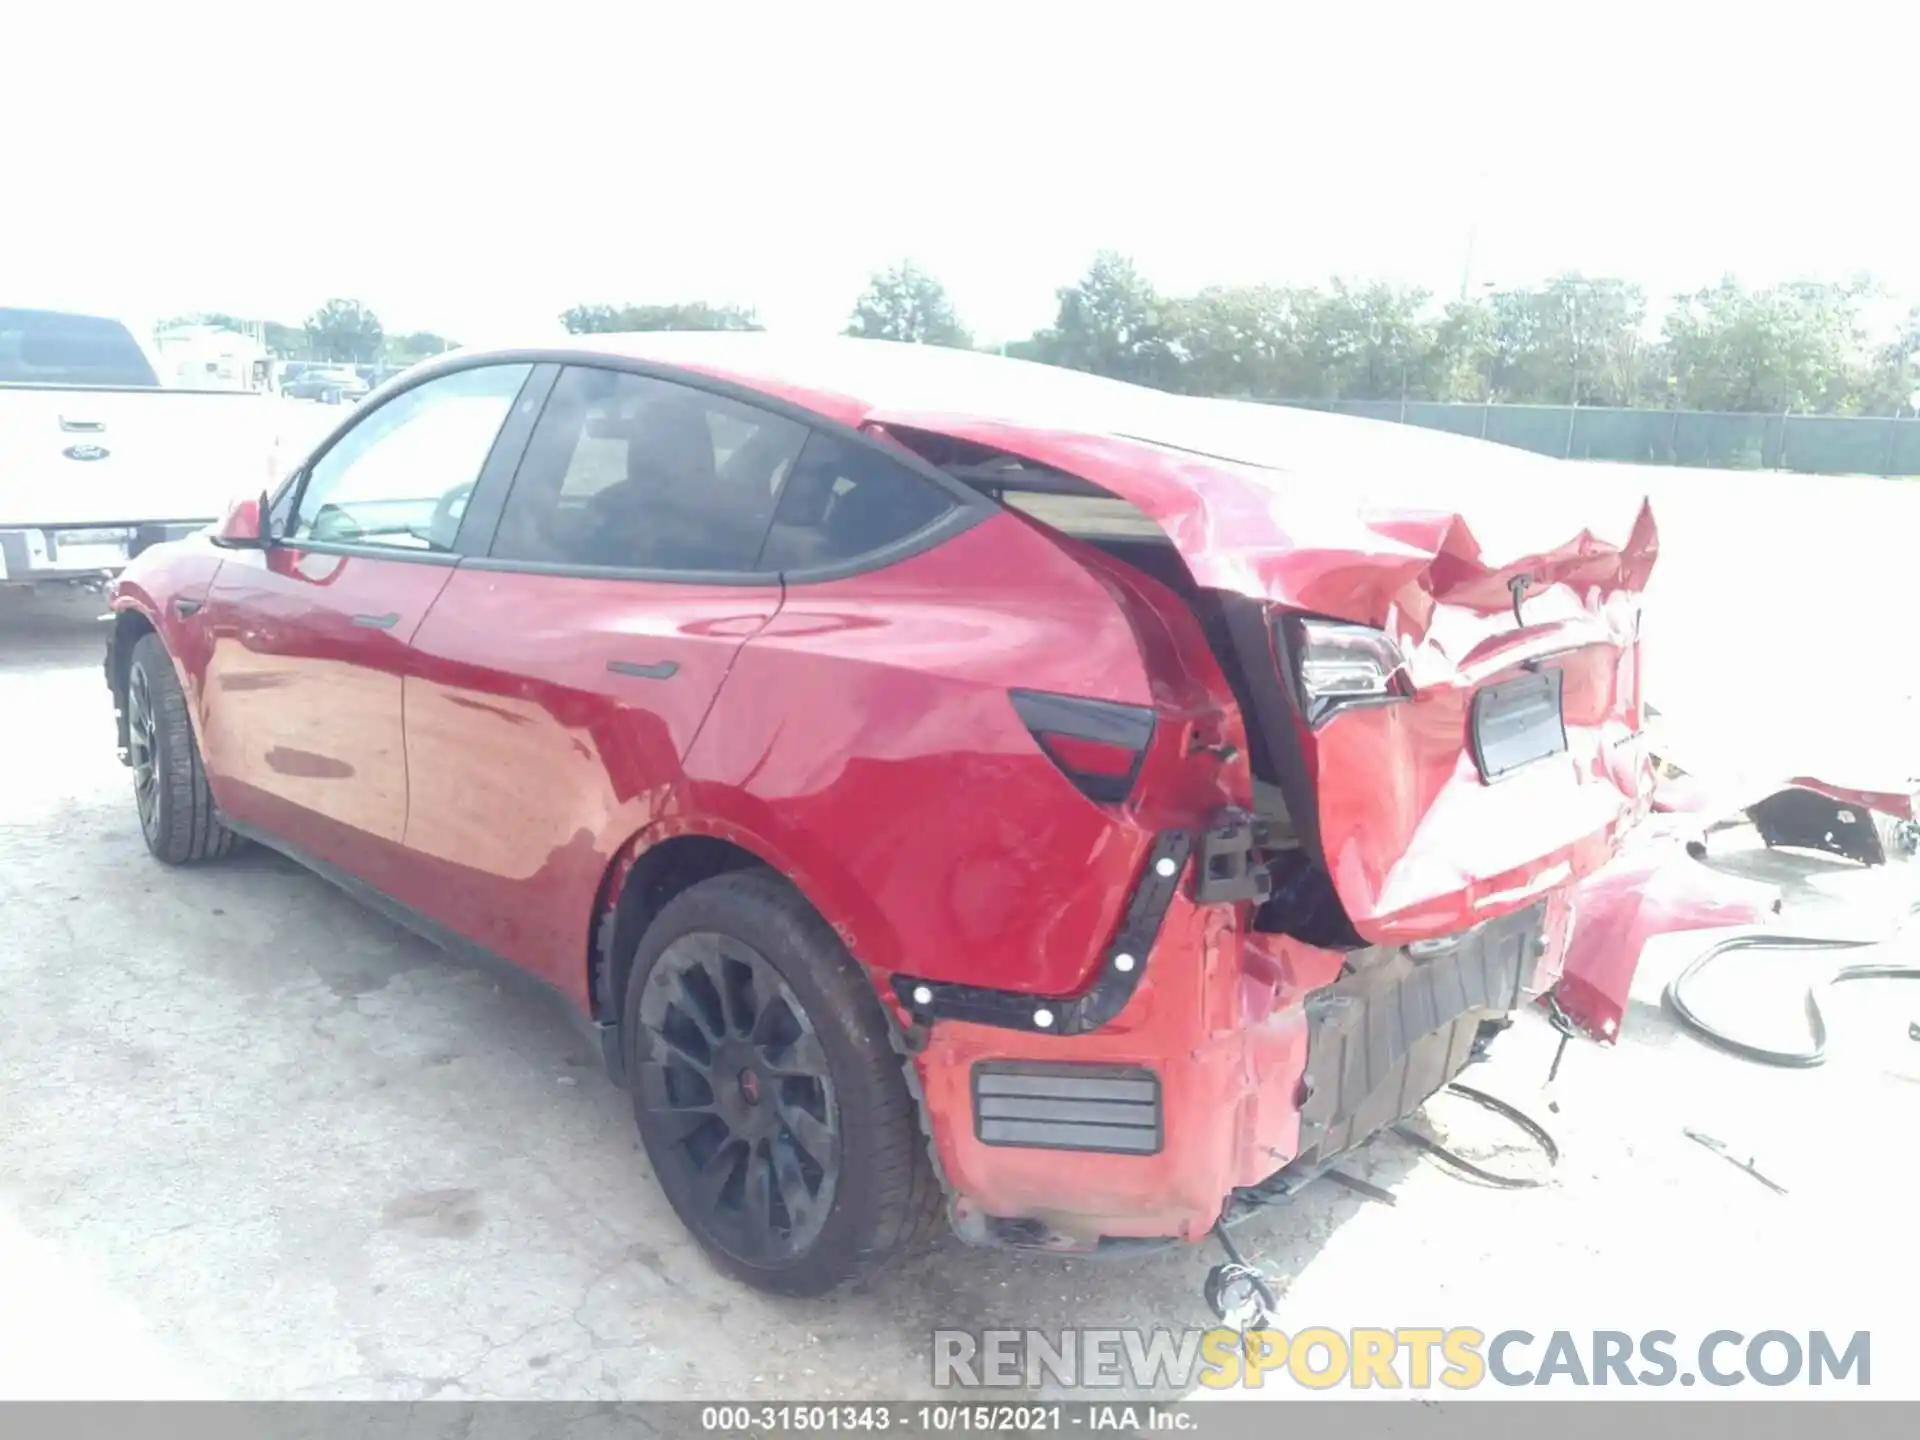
623 869 945 1295
127 634 238 865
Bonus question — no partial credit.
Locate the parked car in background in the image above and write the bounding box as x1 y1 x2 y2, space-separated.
1 306 288 592
103 334 1658 1296
282 365 370 403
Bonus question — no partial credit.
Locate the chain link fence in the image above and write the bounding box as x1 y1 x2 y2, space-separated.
1277 400 1920 476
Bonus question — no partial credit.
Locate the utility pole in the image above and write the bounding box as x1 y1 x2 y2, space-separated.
1458 165 1489 301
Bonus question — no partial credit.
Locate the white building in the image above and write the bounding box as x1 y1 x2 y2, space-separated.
150 321 273 392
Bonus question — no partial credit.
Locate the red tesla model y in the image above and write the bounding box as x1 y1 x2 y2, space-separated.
105 334 1655 1294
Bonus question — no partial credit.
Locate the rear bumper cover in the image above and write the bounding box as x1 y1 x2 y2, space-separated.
914 889 1564 1249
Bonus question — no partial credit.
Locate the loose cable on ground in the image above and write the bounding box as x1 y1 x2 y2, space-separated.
1389 1081 1560 1190
1662 900 1920 1067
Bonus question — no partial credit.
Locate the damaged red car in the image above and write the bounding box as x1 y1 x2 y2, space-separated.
103 335 1657 1295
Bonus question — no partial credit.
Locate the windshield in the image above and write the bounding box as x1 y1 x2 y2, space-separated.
0 307 160 387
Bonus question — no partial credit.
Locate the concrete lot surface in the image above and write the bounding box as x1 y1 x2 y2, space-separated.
2 464 1918 1400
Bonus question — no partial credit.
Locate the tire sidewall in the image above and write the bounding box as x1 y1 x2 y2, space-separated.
129 638 187 853
128 632 230 864
621 874 904 1296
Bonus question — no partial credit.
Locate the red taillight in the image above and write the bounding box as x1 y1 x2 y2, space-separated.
1010 689 1155 805
1041 733 1138 778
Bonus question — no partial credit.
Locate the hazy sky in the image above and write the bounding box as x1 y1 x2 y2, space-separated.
6 1 1914 344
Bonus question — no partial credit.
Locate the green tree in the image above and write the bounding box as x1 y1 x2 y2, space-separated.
844 262 972 347
559 303 619 334
1027 252 1179 387
1662 277 1875 413
559 302 762 334
1856 303 1920 416
386 331 457 364
1299 280 1440 401
1430 297 1501 402
303 298 385 364
1487 274 1648 405
1165 284 1314 398
1168 281 1456 402
263 320 306 359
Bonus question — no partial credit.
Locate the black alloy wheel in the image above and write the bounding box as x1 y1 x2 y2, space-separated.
125 633 238 864
621 870 944 1295
128 660 162 842
636 931 841 1266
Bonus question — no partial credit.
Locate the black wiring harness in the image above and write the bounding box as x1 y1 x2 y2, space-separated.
1661 901 1920 1067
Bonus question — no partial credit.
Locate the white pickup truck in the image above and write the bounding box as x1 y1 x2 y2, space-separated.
1 306 297 592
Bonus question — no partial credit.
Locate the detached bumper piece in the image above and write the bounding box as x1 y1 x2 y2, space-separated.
1286 901 1547 1174
1748 788 1891 867
892 828 1193 1036
972 1062 1163 1155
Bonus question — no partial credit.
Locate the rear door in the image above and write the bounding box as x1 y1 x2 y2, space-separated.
197 362 542 881
399 363 806 993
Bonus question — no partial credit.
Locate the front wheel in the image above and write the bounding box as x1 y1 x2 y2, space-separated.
127 633 238 865
622 870 944 1295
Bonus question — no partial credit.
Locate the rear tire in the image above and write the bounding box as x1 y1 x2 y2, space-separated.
127 633 238 865
622 869 945 1296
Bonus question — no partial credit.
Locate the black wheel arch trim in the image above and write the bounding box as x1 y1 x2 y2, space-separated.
104 602 166 761
891 828 1194 1037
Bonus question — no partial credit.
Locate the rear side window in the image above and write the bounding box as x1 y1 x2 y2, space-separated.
0 308 159 387
490 365 809 573
756 431 956 572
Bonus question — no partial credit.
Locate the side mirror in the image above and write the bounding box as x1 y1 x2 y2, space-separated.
211 492 270 549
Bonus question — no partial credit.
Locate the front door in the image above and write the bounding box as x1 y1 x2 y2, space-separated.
198 362 538 881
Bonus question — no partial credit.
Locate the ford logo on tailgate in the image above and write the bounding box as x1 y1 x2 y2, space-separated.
63 443 111 461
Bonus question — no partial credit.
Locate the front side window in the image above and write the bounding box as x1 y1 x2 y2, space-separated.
288 364 531 550
490 365 809 572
